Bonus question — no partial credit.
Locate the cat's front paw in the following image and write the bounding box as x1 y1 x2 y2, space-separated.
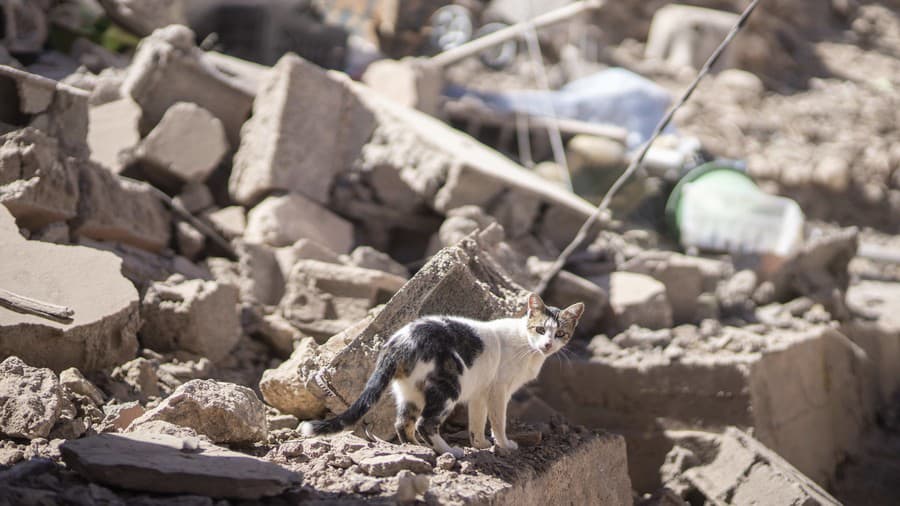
471 438 492 450
497 439 518 450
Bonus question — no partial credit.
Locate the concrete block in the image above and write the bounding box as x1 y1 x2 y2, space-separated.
244 193 354 252
0 205 140 373
87 97 141 172
535 324 874 491
134 102 228 184
0 127 79 230
622 251 728 324
229 53 376 205
275 239 342 281
140 276 241 362
203 205 245 240
74 160 172 252
0 65 90 158
662 428 840 505
122 25 254 146
594 271 673 331
279 260 406 330
236 240 284 306
844 280 900 404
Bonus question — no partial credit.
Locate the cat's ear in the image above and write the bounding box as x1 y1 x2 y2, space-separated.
561 302 585 323
526 293 545 313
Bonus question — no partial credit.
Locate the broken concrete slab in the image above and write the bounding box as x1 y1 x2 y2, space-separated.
229 53 375 206
662 428 840 505
279 260 406 331
273 229 527 438
595 271 673 331
275 238 342 280
122 25 254 146
140 276 241 362
0 205 140 372
134 102 228 185
60 432 299 499
0 127 79 230
74 161 172 253
87 97 141 172
349 82 600 250
535 324 873 491
0 356 62 440
0 65 90 158
129 379 267 444
244 193 354 252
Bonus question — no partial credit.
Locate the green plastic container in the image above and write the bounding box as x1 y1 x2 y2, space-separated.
665 162 804 256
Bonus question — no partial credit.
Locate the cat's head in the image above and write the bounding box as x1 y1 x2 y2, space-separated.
524 293 585 355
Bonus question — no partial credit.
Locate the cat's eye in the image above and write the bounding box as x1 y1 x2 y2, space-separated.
555 331 566 338
535 327 545 334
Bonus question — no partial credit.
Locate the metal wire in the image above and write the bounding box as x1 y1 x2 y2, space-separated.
534 0 762 295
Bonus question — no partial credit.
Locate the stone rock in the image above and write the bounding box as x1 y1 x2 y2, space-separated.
275 239 342 280
123 26 253 146
357 453 433 477
280 260 406 329
125 419 202 440
98 402 145 433
395 469 431 502
0 65 90 158
229 53 375 205
844 280 900 404
267 413 299 432
134 102 228 184
662 428 840 505
75 160 172 252
362 57 442 115
259 336 327 419
87 97 141 172
717 269 758 315
140 276 241 362
0 128 79 231
129 379 267 444
622 251 728 324
0 206 140 372
244 193 354 252
595 271 673 331
346 246 409 278
203 205 246 240
173 183 214 215
287 229 527 438
59 368 104 407
0 357 62 440
60 432 299 499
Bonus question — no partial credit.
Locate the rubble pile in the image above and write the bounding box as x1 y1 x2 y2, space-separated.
1 0 899 504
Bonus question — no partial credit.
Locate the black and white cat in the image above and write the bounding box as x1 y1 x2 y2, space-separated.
300 293 584 456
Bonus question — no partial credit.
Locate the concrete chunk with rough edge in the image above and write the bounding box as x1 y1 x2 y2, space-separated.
60 432 299 499
244 193 354 252
134 102 228 184
140 276 241 362
0 206 140 373
129 379 267 444
229 53 375 206
0 356 62 440
663 428 840 506
0 127 79 231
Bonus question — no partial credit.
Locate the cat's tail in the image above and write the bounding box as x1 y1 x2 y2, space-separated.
299 350 398 436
